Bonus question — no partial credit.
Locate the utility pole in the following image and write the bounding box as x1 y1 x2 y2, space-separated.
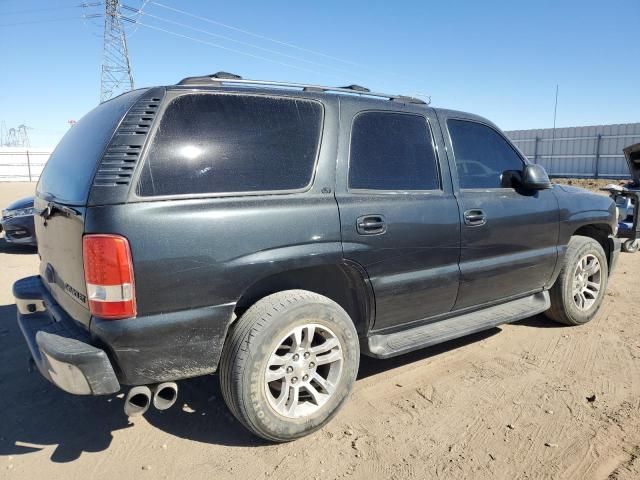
100 0 134 102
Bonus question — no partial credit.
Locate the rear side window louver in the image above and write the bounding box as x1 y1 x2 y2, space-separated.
88 88 165 206
93 91 163 187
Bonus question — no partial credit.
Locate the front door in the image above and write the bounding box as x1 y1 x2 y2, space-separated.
439 115 559 310
335 104 461 331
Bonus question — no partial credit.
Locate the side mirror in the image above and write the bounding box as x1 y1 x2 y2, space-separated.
521 164 552 190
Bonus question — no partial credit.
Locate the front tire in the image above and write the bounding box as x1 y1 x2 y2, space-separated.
219 290 359 442
545 235 608 325
622 239 639 253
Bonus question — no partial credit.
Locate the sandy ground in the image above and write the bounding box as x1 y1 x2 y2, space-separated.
554 178 631 192
1 182 639 480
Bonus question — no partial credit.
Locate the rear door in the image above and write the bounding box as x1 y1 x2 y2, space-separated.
335 102 461 331
439 113 559 309
35 90 146 327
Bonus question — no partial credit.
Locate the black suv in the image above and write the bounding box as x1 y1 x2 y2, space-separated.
13 73 620 442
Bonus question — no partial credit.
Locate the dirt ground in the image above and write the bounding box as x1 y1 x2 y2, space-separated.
1 181 639 480
554 178 631 193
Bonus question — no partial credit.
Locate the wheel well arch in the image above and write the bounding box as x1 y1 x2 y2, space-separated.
572 223 614 269
233 263 373 336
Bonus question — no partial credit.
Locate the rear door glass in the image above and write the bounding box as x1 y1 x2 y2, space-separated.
136 94 323 196
348 112 440 191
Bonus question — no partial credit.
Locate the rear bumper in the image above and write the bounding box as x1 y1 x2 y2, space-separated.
14 275 237 390
13 276 120 395
91 301 235 385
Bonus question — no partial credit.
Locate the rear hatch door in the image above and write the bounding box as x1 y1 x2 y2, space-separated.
35 90 146 327
624 143 640 185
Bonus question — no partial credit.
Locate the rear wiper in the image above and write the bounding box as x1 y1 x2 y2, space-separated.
39 202 78 220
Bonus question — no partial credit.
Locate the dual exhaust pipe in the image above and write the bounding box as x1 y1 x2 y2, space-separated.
124 382 178 416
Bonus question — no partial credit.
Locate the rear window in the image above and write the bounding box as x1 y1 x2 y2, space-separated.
36 90 144 205
136 94 323 197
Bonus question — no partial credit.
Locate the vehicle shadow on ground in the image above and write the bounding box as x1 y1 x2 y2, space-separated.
512 313 567 329
0 237 37 255
0 304 133 463
0 303 558 461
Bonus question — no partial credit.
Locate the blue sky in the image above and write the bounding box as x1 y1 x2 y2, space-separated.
1 0 638 147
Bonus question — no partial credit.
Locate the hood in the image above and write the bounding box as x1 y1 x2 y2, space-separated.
623 143 640 185
554 184 592 195
4 196 35 211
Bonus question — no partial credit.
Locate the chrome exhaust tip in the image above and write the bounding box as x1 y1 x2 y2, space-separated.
152 382 178 411
124 386 152 416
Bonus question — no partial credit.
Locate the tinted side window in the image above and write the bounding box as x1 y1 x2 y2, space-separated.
349 112 440 191
447 119 524 189
137 94 323 196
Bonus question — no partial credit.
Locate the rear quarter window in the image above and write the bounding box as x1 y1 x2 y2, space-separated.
136 94 323 197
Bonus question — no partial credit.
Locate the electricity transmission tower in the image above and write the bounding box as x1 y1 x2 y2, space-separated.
100 0 134 102
1 124 31 147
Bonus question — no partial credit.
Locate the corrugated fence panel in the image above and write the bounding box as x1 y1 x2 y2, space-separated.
2 123 639 182
506 123 640 178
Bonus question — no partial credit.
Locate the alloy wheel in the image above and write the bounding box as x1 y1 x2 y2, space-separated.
572 253 602 311
264 323 343 418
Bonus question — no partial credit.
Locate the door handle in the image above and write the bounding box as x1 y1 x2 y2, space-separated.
464 209 487 226
356 215 387 235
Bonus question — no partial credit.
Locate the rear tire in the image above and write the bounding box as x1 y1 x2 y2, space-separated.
545 235 608 326
219 290 359 442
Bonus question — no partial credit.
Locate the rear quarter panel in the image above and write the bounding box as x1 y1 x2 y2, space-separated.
84 95 342 321
84 193 342 317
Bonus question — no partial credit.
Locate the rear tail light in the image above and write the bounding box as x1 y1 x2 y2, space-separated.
83 234 136 320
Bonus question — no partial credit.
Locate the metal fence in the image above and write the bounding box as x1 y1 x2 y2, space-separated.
1 123 639 182
0 148 52 182
505 123 640 179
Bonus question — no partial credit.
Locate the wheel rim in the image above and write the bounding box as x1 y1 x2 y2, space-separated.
572 253 602 311
264 323 343 419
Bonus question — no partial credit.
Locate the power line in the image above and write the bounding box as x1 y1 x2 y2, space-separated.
0 16 95 27
121 5 357 78
148 1 366 69
129 19 339 78
127 14 427 97
121 0 150 37
144 1 430 97
2 2 101 15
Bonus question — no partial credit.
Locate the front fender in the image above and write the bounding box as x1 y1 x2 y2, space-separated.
554 184 617 244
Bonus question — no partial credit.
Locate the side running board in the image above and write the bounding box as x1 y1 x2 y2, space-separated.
365 292 550 358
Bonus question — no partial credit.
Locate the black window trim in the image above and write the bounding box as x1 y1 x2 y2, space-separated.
128 91 326 202
446 117 528 192
346 109 444 195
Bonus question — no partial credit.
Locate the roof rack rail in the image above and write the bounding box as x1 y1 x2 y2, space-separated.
176 72 428 105
339 84 370 93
